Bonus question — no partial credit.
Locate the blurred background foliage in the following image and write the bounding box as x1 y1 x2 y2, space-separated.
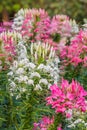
0 0 87 23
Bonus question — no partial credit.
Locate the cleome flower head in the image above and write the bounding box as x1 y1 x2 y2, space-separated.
29 42 56 64
0 31 21 70
46 79 87 115
12 8 29 31
61 30 87 67
8 42 60 99
12 8 51 42
0 31 21 55
48 14 72 38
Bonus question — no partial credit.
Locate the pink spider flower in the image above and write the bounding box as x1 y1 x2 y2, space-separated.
0 22 12 33
33 116 54 130
46 79 87 116
0 31 21 70
21 8 51 42
44 15 72 51
0 31 18 55
48 15 72 38
61 30 87 67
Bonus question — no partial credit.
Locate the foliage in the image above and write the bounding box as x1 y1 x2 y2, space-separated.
0 7 87 130
0 0 87 23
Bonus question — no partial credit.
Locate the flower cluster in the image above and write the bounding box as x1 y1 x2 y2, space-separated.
1 8 87 130
0 22 12 33
13 8 50 42
13 9 78 52
0 31 21 70
33 116 63 130
33 116 54 130
48 15 72 37
8 42 60 99
67 111 87 130
46 79 87 114
27 42 56 64
61 30 87 67
12 9 29 31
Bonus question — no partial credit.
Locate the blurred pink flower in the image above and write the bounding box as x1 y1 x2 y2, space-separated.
33 116 54 130
57 125 62 130
0 22 12 33
48 15 72 37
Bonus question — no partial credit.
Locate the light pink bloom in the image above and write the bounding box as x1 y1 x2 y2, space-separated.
48 15 72 37
21 9 51 42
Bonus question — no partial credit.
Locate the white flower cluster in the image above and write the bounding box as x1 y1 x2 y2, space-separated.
12 9 29 31
27 42 56 64
8 42 60 99
70 20 79 34
0 31 22 41
67 111 87 129
68 118 87 128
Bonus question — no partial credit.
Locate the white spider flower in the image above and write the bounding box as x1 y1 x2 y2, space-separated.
44 65 52 72
27 79 34 85
19 59 29 66
54 57 60 64
39 79 48 85
20 87 26 92
34 84 42 90
16 94 21 99
30 72 41 78
16 68 24 75
68 124 75 128
18 53 27 60
12 9 26 31
23 76 28 82
17 76 24 83
10 81 16 87
37 64 45 70
28 63 36 69
74 119 85 124
13 60 18 69
70 19 79 34
7 71 13 76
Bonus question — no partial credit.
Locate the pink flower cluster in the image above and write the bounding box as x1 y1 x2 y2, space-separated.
0 32 16 55
46 79 87 115
0 31 20 70
61 30 87 67
15 9 72 51
21 9 51 42
0 22 12 33
48 15 72 37
33 116 63 130
33 116 54 130
45 15 72 50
